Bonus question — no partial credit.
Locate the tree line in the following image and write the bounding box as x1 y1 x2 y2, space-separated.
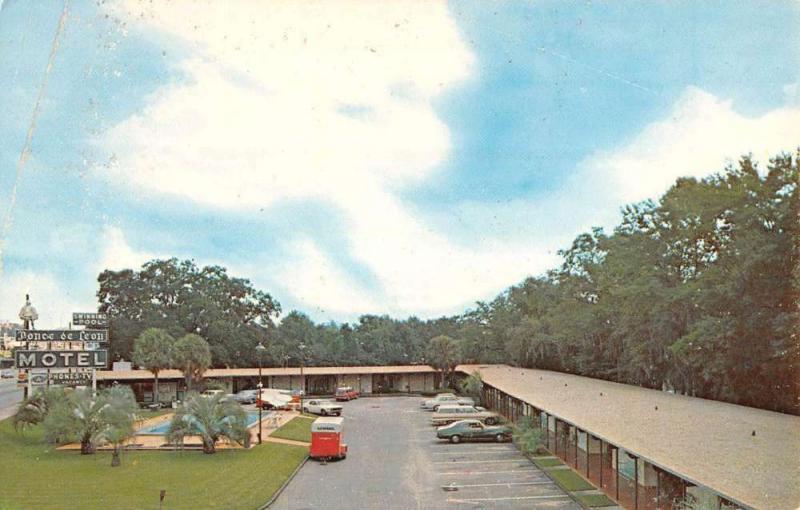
97 153 799 414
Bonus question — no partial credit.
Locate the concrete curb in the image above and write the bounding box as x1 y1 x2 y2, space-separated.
259 454 309 509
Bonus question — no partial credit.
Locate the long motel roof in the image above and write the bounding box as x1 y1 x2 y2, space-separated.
96 364 438 381
457 364 800 510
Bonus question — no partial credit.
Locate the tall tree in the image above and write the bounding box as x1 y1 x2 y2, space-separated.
132 328 175 406
172 334 212 390
97 259 280 365
427 335 460 389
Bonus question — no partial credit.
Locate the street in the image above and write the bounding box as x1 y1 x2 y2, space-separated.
0 378 22 420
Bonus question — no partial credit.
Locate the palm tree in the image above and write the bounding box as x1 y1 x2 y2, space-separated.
132 328 175 407
12 386 67 431
172 334 212 391
98 386 139 467
43 387 138 456
166 392 247 454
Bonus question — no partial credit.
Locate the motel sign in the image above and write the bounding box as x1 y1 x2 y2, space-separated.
15 350 108 369
15 329 108 343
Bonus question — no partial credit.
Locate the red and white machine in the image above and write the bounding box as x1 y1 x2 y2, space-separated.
309 416 347 461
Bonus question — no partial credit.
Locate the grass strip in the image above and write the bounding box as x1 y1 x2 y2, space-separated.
548 469 595 491
533 456 564 467
573 493 618 507
270 416 313 443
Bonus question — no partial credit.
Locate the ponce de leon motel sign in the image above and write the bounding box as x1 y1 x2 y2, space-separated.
15 350 108 369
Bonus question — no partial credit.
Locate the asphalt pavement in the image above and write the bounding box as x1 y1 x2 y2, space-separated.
270 396 579 510
0 378 23 420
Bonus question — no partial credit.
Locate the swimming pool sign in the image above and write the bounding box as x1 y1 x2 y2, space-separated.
72 313 109 328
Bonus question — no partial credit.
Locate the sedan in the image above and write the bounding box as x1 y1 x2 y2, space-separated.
436 419 513 444
233 389 259 404
420 394 475 411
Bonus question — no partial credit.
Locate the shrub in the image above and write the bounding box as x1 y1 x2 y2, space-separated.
513 415 544 455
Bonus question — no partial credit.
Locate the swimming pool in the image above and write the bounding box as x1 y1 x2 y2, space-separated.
137 412 269 435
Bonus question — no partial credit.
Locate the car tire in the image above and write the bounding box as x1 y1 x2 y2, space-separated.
485 417 496 425
321 409 327 416
433 405 439 412
302 407 308 413
495 433 505 443
450 435 461 444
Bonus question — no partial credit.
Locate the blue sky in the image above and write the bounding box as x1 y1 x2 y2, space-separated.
1 0 798 327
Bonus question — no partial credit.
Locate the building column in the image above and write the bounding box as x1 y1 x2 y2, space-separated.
634 455 639 510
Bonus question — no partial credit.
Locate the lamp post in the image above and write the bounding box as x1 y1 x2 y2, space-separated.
255 342 266 444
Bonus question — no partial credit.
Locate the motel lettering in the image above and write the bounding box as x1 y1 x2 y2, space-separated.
15 329 108 343
15 350 108 369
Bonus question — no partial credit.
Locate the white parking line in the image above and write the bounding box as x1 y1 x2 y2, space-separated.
438 469 543 476
434 459 528 465
447 495 572 503
431 450 520 456
447 481 553 488
424 442 519 452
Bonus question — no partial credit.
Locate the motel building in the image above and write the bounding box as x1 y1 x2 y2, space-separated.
97 364 441 403
97 363 800 510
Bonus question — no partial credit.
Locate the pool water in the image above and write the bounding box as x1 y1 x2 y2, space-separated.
137 412 268 435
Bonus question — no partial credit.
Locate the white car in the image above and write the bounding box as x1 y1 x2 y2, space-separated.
430 405 500 426
302 399 343 416
233 389 259 404
420 394 475 411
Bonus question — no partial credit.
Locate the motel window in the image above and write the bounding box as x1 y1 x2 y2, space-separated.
618 449 636 480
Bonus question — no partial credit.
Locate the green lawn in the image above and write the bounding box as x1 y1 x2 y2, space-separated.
532 456 564 467
270 416 313 443
547 469 595 491
0 419 307 510
573 493 617 507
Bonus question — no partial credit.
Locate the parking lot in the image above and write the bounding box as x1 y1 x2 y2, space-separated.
270 396 579 510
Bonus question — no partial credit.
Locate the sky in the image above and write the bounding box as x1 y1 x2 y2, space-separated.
0 0 798 327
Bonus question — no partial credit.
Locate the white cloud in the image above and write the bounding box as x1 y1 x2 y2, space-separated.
99 1 545 317
95 226 156 274
102 1 471 208
278 238 377 317
98 1 800 320
593 86 800 203
0 271 92 328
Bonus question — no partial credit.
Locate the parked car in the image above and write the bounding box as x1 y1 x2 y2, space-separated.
335 386 359 401
257 389 294 410
430 405 500 426
201 389 226 397
420 394 475 411
436 419 512 444
303 399 343 416
233 389 259 404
